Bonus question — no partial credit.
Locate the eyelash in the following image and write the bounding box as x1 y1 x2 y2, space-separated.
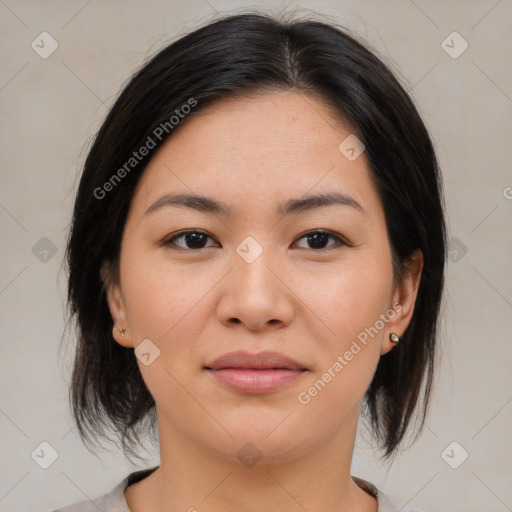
162 229 349 252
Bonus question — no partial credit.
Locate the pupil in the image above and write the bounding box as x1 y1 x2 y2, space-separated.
309 232 328 249
186 232 206 248
183 232 330 249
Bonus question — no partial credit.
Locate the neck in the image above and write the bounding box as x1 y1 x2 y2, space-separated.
126 406 377 512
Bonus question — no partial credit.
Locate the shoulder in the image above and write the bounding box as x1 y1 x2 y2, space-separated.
48 469 419 512
352 476 422 512
46 478 127 512
46 467 158 512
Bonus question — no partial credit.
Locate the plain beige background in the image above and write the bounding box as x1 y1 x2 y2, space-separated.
1 1 511 511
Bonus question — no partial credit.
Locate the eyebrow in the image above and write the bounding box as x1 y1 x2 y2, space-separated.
144 191 364 217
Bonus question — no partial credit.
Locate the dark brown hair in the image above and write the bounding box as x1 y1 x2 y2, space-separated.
65 11 446 462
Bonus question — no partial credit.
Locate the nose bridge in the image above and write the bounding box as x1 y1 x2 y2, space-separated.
215 234 294 329
233 234 279 293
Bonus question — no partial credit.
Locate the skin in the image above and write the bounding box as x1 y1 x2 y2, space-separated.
104 90 423 512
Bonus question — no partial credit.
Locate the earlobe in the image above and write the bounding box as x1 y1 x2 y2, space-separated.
389 332 400 343
111 324 133 348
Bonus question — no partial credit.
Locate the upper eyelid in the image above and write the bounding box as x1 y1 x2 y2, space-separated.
293 230 347 248
164 229 347 248
163 229 218 246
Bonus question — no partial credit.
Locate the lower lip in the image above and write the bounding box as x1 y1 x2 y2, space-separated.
206 368 306 394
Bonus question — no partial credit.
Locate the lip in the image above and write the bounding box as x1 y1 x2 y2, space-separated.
204 351 308 394
205 350 306 371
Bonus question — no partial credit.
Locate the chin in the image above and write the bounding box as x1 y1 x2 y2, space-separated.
201 420 314 466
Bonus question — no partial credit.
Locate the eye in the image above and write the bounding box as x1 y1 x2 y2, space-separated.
162 229 348 251
293 230 347 250
163 230 218 250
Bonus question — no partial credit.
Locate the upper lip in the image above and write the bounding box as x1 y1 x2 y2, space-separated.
204 351 307 371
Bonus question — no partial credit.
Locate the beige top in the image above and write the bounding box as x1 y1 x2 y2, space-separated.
49 466 416 512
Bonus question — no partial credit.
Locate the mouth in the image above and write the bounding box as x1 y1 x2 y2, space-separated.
204 351 308 394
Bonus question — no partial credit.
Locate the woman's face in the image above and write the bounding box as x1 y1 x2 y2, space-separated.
106 90 422 463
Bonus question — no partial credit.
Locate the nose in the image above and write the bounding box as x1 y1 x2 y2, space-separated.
215 246 295 332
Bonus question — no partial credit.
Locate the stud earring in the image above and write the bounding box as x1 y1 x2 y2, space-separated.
389 333 400 343
117 327 125 337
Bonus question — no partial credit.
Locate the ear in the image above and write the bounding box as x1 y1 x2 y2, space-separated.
101 262 134 348
381 249 424 355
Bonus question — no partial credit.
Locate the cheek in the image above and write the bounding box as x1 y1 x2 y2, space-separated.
294 268 390 418
119 246 222 378
301 255 393 345
120 246 203 337
293 250 393 404
119 250 215 411
115 241 393 450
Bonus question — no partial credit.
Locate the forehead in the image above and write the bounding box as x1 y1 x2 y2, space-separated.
170 89 352 154
129 90 382 220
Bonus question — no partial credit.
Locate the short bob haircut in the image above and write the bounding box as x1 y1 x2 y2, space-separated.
65 11 446 462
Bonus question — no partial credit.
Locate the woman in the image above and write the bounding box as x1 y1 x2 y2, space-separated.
55 11 446 512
